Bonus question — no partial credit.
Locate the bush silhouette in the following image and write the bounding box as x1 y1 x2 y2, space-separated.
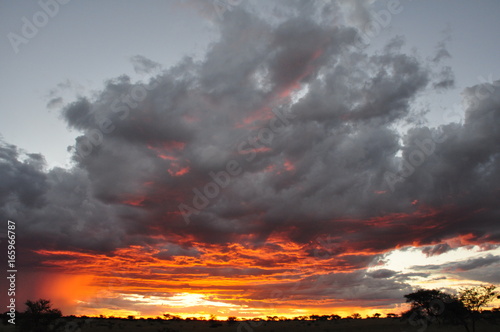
403 286 498 332
18 299 62 332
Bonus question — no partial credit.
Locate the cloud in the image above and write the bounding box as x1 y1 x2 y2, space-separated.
343 0 375 28
1 0 500 313
153 243 201 260
433 66 455 90
367 269 397 279
452 254 500 271
422 243 452 257
0 142 48 208
46 97 64 109
432 32 452 63
2 0 499 259
412 254 500 272
130 55 162 75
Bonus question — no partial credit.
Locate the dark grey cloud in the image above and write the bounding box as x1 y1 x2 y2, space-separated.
409 254 500 284
433 66 455 90
412 254 500 272
153 243 201 260
367 269 397 279
245 268 412 308
422 243 452 257
130 55 162 75
46 97 64 109
396 272 431 280
0 141 48 208
452 254 500 271
432 30 453 64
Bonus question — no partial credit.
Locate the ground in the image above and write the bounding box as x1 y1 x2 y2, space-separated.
2 317 499 332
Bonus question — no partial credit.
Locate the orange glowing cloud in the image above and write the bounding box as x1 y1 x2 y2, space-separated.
168 165 191 177
32 229 392 319
29 204 491 319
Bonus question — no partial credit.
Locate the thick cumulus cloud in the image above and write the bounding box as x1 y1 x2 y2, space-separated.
1 0 500 308
0 140 142 256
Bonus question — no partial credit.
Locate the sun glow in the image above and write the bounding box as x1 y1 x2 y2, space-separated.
121 293 239 308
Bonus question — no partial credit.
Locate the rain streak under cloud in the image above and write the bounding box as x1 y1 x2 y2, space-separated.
1 0 500 319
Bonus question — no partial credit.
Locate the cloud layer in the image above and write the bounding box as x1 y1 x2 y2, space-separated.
1 0 499 316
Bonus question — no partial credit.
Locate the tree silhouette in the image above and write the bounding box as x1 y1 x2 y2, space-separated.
403 289 469 330
20 299 62 332
404 289 453 319
163 313 182 321
459 284 498 332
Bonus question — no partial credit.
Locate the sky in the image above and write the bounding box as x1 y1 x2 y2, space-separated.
1 0 500 320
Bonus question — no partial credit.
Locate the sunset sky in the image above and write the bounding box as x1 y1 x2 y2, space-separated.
1 0 500 320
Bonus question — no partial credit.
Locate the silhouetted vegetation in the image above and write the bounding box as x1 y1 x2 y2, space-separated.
226 316 237 324
459 284 498 332
403 285 498 332
17 299 63 332
163 313 183 321
349 313 362 319
3 290 498 332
